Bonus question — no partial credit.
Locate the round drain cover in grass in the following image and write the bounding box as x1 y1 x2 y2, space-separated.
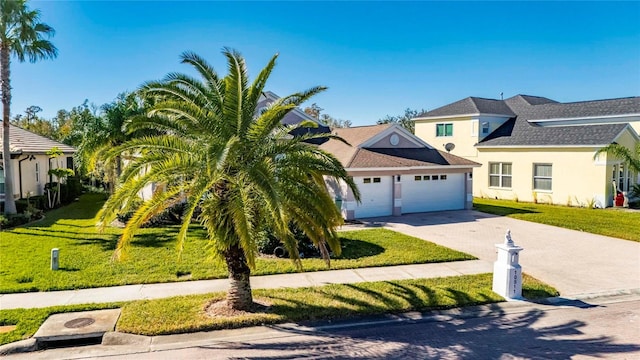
64 317 95 329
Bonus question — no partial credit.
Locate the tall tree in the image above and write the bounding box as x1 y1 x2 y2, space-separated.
0 0 57 214
377 108 424 134
97 49 359 311
77 92 146 192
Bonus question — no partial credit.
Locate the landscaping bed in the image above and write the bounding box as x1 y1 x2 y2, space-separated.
473 198 640 242
0 194 475 294
0 273 558 345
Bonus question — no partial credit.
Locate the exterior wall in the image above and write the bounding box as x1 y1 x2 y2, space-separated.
415 116 478 158
3 153 73 199
414 115 509 159
325 167 475 220
368 132 421 148
474 148 611 208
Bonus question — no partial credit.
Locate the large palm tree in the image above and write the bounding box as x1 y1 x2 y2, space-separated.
0 0 57 214
97 49 359 311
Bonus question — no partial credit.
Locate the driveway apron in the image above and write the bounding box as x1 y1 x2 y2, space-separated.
374 210 640 297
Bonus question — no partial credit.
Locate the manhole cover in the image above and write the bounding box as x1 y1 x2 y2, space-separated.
64 317 95 329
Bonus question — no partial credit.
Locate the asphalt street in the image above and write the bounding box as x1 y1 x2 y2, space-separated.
9 293 640 359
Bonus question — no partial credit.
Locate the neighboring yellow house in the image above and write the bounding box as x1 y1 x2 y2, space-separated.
413 95 640 208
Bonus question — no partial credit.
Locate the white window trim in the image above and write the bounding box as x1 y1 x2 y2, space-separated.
436 123 453 137
489 162 512 189
533 163 553 192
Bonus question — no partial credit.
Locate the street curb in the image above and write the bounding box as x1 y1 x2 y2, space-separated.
0 338 37 356
2 289 638 355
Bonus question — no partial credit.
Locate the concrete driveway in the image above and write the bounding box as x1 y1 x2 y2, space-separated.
367 210 640 297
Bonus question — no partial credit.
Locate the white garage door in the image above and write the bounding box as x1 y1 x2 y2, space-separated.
402 173 465 213
354 176 393 218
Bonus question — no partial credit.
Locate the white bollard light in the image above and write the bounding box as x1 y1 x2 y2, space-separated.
492 230 524 300
51 248 59 271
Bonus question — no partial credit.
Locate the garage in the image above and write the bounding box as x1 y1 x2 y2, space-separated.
353 175 393 218
402 173 465 213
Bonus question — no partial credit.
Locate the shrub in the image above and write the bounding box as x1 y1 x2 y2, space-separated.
257 223 321 258
116 197 144 224
142 202 189 227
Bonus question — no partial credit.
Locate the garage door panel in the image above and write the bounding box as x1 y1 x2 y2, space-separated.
354 176 393 218
402 173 465 213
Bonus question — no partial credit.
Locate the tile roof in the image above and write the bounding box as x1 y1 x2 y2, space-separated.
319 124 479 169
0 123 76 154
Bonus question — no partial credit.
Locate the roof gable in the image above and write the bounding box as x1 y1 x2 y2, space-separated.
319 124 479 169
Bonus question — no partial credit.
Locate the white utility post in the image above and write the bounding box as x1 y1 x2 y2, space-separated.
492 230 523 300
51 248 59 271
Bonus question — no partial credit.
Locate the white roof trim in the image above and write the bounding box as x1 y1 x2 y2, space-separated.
347 165 480 172
359 124 433 149
528 113 640 125
412 113 512 121
612 124 640 142
477 145 611 149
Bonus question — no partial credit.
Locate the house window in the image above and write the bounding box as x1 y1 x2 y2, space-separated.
363 178 371 184
533 164 552 191
0 166 4 194
440 175 447 180
373 177 381 183
436 123 453 137
482 122 490 135
489 162 512 188
414 176 422 181
423 175 430 180
35 163 40 183
432 175 439 181
66 156 74 171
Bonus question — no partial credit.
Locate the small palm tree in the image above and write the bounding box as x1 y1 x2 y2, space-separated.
97 49 359 311
594 142 640 174
1 0 57 214
77 92 148 193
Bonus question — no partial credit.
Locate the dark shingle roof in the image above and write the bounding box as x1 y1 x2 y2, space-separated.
419 94 640 147
417 97 515 118
477 96 639 147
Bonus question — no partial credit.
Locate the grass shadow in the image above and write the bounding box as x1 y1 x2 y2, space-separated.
473 203 539 216
336 239 385 259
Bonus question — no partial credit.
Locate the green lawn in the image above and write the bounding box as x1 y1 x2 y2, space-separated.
473 198 640 242
0 273 558 345
0 194 474 294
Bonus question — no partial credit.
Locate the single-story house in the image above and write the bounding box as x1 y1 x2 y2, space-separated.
138 92 480 219
319 124 480 219
413 95 640 207
0 124 76 201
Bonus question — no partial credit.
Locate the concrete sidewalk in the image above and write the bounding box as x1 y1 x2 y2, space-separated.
0 260 491 310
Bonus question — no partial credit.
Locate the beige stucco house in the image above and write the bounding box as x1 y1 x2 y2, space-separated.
0 124 76 202
413 95 640 208
320 124 480 219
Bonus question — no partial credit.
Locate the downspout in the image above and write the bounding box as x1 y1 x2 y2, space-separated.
18 155 30 199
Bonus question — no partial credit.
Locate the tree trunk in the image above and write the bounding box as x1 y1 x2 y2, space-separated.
223 243 253 310
1 46 17 214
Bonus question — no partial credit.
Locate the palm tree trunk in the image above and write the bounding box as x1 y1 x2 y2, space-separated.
1 46 17 214
223 243 253 310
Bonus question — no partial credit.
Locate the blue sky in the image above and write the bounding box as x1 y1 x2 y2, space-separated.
14 1 640 126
